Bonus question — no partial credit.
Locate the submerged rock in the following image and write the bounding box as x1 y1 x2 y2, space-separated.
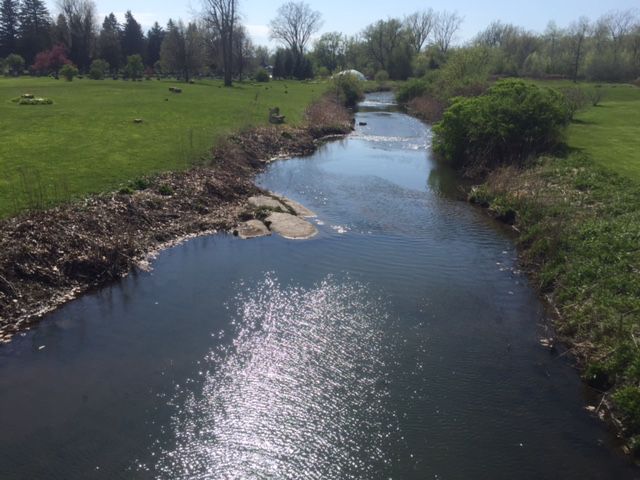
248 195 287 210
234 220 271 239
265 212 318 240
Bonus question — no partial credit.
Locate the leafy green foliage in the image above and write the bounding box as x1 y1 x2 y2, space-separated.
332 73 364 107
124 54 144 80
89 59 109 80
433 80 571 173
157 184 173 196
396 78 428 104
59 63 78 81
254 68 270 82
4 53 24 76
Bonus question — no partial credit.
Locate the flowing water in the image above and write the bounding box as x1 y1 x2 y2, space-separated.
1 93 638 479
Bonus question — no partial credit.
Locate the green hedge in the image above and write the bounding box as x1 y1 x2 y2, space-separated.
433 80 571 173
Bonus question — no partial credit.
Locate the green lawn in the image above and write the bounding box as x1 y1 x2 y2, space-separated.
0 77 325 217
569 84 640 182
534 80 640 182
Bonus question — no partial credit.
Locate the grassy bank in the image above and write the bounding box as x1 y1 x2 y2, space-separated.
467 82 640 450
0 77 324 217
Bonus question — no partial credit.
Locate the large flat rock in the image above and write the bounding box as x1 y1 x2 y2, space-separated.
265 212 318 240
234 220 271 239
281 197 316 218
248 195 286 211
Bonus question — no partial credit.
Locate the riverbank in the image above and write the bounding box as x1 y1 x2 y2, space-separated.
468 152 640 453
0 95 352 343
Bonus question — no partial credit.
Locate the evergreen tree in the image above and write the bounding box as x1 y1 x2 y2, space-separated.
51 13 69 47
160 20 204 82
0 0 19 57
146 22 164 67
121 10 144 59
98 13 121 72
18 0 52 64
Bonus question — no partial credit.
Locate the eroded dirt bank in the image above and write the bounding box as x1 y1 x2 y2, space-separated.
0 97 352 343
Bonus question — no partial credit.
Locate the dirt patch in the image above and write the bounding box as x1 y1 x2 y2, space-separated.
0 96 353 343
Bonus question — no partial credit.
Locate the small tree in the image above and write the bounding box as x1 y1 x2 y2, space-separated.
60 62 78 81
5 53 24 75
89 58 109 79
125 54 144 80
254 68 269 82
31 44 70 76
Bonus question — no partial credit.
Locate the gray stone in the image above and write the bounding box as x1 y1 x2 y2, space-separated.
248 195 286 210
234 220 271 239
265 212 318 240
281 198 316 218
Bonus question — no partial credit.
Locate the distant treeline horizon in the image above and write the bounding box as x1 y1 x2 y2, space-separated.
0 0 638 83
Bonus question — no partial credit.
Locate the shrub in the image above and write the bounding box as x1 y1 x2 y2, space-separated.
407 95 446 123
89 59 109 80
396 78 429 104
158 184 173 196
332 73 364 107
5 54 25 76
254 68 270 82
433 80 571 174
32 45 70 76
374 70 389 83
125 55 144 80
560 87 588 117
132 178 150 190
315 66 330 78
60 63 79 81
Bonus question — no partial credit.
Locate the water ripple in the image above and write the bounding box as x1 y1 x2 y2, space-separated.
151 275 394 479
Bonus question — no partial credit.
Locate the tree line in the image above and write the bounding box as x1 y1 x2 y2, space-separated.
1 0 639 84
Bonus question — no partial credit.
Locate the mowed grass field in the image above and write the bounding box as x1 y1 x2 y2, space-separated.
0 77 325 217
569 84 640 182
535 80 640 182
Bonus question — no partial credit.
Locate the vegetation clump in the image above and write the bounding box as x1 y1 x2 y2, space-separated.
433 80 571 174
255 69 270 82
11 93 52 105
59 64 79 81
332 73 364 107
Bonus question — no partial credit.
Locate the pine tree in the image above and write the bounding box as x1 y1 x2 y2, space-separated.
18 0 52 63
0 0 20 57
121 10 144 59
98 13 121 72
146 22 164 67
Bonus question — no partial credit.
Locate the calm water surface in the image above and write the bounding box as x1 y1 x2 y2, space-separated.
1 93 638 479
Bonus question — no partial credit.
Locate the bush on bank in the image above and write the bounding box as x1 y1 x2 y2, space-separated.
433 80 572 174
332 73 364 108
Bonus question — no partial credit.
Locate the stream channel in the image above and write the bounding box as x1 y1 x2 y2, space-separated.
1 92 638 479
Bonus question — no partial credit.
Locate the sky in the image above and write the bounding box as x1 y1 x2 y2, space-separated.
44 0 640 47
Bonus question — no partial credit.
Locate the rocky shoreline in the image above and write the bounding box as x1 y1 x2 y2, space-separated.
0 97 352 344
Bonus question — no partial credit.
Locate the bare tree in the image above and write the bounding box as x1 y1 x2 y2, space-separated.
404 9 434 54
603 9 638 60
269 1 322 61
202 0 238 86
160 20 205 82
58 0 97 70
567 16 590 82
433 10 462 55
